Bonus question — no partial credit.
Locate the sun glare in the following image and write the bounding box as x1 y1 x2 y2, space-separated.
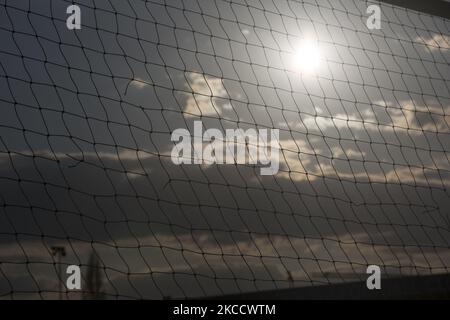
293 39 322 74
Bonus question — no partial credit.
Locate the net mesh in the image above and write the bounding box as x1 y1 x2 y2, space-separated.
0 0 449 299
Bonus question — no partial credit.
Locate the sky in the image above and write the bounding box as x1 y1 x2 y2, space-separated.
0 0 449 299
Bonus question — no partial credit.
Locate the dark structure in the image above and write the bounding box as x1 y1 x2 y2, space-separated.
376 0 450 20
212 274 450 300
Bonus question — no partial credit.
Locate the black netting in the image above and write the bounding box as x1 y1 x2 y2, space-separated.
0 0 449 299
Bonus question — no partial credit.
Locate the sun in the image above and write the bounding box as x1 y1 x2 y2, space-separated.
293 39 322 74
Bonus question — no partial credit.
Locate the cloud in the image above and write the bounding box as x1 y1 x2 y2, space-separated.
286 100 450 136
128 78 152 90
183 73 230 117
417 34 450 51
